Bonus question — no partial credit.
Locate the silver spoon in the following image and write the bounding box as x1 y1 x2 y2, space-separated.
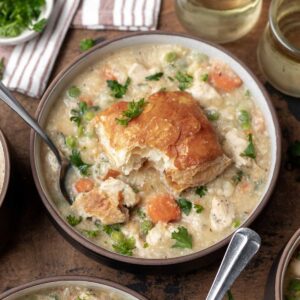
0 81 72 204
206 228 261 300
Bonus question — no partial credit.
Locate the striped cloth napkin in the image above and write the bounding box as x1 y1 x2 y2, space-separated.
0 0 162 98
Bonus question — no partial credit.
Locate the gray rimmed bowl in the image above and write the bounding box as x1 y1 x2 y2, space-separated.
0 129 11 252
30 32 281 273
0 276 147 299
265 228 300 300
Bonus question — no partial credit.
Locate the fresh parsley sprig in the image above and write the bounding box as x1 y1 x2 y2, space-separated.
177 198 192 216
175 71 193 91
171 226 193 249
145 72 164 81
107 77 131 98
195 185 208 197
69 149 91 176
241 134 256 159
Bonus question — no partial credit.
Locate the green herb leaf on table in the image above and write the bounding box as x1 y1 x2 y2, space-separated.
69 149 91 176
32 18 47 32
0 57 5 80
195 185 208 197
194 204 204 214
238 110 251 130
175 71 193 91
107 77 131 99
145 72 164 81
115 98 147 126
66 215 82 227
177 198 192 216
227 290 234 300
80 38 95 52
241 134 256 159
171 226 193 249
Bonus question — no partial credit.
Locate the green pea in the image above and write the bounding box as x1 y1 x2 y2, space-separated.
111 230 125 243
83 111 95 121
165 52 177 63
65 136 77 149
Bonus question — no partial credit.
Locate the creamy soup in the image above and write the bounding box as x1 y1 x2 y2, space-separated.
41 44 270 258
284 247 300 299
15 286 133 300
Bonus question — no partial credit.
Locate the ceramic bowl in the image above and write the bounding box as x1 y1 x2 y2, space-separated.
0 276 147 300
0 0 54 46
30 32 281 272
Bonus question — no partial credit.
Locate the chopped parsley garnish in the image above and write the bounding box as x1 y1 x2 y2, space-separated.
79 38 95 52
0 57 5 80
288 279 300 292
194 204 204 214
227 290 234 300
168 76 174 81
32 18 47 32
115 98 147 126
175 71 193 91
65 135 77 149
200 73 209 82
143 242 149 248
177 198 192 216
69 149 91 176
232 219 241 228
137 208 146 219
232 170 244 185
68 85 81 98
66 215 82 227
238 110 251 130
140 220 153 235
165 52 177 63
145 72 164 81
171 226 193 249
288 140 300 167
107 77 131 98
206 110 220 121
241 134 256 159
83 230 99 238
0 0 46 37
70 101 98 127
195 185 208 197
112 235 136 256
102 224 121 235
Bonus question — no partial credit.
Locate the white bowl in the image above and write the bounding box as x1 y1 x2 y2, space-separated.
0 0 54 46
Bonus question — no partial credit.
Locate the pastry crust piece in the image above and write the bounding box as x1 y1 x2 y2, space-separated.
95 91 231 193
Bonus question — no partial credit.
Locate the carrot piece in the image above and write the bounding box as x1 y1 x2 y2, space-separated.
74 178 94 193
103 169 121 180
209 68 242 93
147 194 181 223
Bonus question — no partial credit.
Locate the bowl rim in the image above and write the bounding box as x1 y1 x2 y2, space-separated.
30 31 282 266
275 228 300 300
0 275 148 300
0 0 54 46
0 129 10 209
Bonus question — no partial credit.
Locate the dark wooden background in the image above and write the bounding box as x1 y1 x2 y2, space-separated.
0 1 299 299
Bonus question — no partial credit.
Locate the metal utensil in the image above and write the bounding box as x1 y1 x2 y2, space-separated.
0 81 72 204
206 228 261 300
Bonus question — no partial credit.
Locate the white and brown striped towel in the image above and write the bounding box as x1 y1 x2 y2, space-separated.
0 0 162 98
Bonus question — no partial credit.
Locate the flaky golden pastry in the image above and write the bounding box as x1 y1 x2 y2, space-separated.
95 91 231 193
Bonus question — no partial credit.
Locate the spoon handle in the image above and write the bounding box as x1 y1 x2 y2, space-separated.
206 228 261 300
0 81 61 163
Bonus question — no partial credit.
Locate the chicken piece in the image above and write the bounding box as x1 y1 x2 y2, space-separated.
210 196 234 231
95 91 231 193
72 178 139 225
224 128 251 167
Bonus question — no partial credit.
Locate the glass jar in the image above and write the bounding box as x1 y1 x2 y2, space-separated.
257 0 300 97
175 0 262 44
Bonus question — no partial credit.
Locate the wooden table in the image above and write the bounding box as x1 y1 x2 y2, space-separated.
0 1 300 299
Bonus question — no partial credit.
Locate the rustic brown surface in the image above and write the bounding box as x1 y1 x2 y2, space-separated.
0 1 300 299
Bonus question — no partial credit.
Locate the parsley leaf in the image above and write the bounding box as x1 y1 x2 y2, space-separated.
195 185 208 197
69 149 91 176
79 38 95 52
137 208 146 219
177 198 192 216
107 77 131 98
194 204 204 214
241 134 256 159
102 224 121 235
32 18 47 32
68 85 81 98
140 220 153 235
231 170 244 185
115 98 147 126
67 215 82 227
171 226 193 249
232 219 241 228
175 71 193 91
83 230 99 238
145 72 164 81
206 109 220 121
111 233 136 256
200 73 209 82
288 140 300 167
238 110 251 130
227 290 234 300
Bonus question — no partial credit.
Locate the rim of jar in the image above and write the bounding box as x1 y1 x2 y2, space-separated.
269 0 300 57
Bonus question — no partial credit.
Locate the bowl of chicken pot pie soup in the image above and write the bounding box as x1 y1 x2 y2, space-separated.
0 276 147 300
31 33 281 270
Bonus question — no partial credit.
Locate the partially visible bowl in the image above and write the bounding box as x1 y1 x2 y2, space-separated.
0 0 53 46
0 276 147 300
0 129 11 252
265 228 300 300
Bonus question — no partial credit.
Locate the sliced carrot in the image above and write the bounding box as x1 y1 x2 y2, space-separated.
209 68 242 93
75 178 94 193
103 169 121 180
147 194 181 223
